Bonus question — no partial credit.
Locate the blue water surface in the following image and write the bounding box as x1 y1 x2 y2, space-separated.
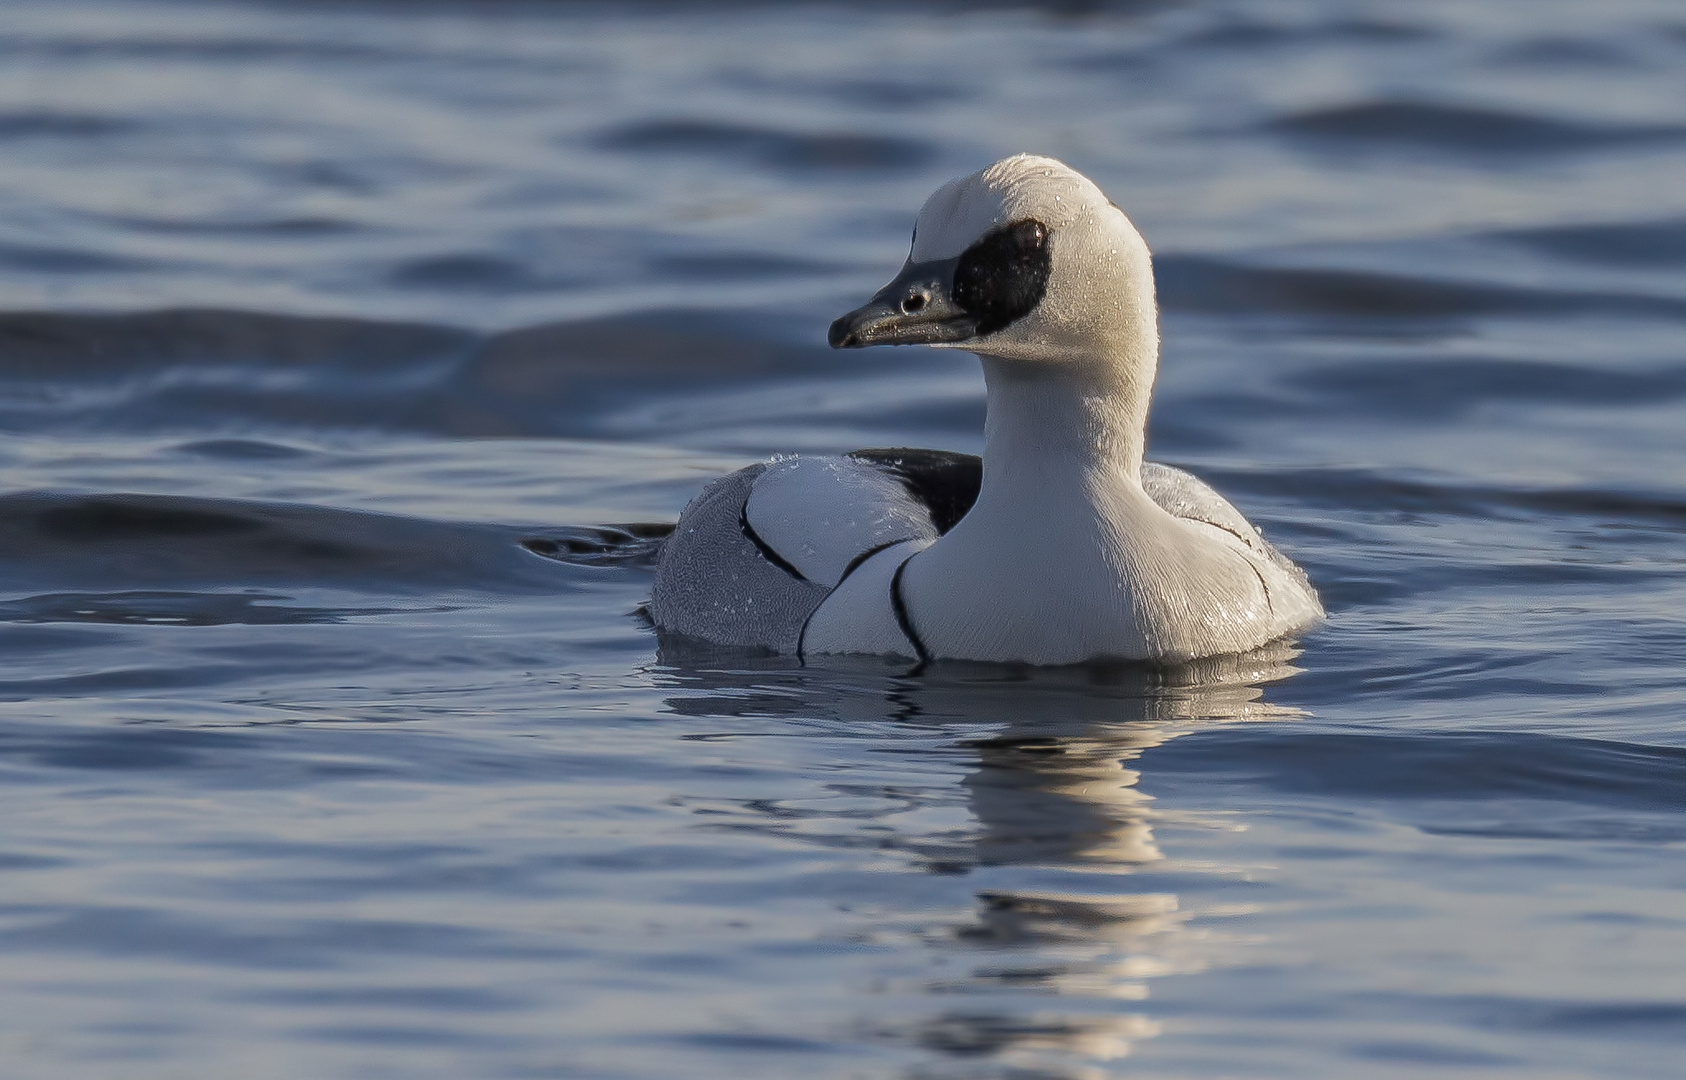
1 1 1684 1077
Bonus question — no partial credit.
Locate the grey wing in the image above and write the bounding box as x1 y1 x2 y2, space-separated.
649 453 957 655
648 463 830 653
1140 461 1313 587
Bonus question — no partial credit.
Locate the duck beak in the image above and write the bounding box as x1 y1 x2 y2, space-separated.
829 257 977 348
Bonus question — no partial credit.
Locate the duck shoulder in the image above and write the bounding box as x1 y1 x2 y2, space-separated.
1138 461 1315 592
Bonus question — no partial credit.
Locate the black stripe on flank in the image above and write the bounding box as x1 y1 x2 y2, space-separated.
838 538 907 586
889 557 930 666
1244 556 1274 617
739 504 806 581
796 538 909 663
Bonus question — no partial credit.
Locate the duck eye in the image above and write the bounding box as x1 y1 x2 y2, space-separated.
901 292 928 314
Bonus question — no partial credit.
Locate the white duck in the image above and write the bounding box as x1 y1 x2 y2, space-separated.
650 154 1322 666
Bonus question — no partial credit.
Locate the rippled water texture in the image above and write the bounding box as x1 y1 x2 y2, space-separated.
1 1 1685 1077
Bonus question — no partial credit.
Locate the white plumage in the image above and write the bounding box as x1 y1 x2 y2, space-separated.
651 154 1323 665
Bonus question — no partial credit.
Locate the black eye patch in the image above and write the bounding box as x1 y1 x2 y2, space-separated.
951 219 1051 337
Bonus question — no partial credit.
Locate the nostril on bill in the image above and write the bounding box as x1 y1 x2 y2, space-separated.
901 292 928 314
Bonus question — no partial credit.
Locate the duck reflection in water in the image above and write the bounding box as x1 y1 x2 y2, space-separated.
652 642 1306 1078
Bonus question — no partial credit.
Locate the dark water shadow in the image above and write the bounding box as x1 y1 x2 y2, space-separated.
1155 254 1686 322
1178 15 1436 49
0 491 644 595
1262 100 1686 160
592 118 935 174
1198 464 1686 526
1144 728 1686 842
1279 355 1686 420
0 111 137 139
1485 218 1686 267
0 590 412 627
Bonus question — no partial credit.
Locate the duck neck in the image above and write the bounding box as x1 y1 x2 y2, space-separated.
976 353 1153 501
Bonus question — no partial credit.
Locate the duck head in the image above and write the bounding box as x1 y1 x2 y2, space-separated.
829 154 1158 374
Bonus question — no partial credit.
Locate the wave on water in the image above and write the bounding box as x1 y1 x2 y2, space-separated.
1147 728 1686 841
1156 254 1686 320
0 491 666 597
1264 100 1686 157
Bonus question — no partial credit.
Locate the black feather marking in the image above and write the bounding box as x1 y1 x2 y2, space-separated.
889 556 930 666
739 503 806 581
847 448 982 534
838 537 908 585
796 538 915 663
952 218 1052 337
